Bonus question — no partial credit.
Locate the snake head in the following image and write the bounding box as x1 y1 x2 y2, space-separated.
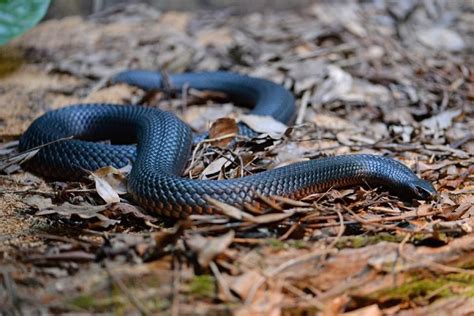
406 179 437 200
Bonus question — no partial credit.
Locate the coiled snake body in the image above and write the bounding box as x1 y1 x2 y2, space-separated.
19 71 436 218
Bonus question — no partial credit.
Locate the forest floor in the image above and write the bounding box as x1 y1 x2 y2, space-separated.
0 1 473 315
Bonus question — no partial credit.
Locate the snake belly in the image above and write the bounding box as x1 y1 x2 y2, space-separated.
19 71 436 218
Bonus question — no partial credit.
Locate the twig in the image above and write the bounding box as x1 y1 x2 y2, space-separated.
326 209 345 250
295 90 311 125
209 261 238 302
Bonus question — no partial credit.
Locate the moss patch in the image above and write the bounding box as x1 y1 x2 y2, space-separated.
189 275 216 298
266 238 309 251
336 233 404 249
368 273 474 305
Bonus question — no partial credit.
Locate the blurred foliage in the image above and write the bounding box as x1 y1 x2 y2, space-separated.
0 0 50 45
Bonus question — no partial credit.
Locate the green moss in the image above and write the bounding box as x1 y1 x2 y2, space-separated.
369 273 474 304
68 280 169 313
70 294 97 310
380 279 450 301
289 240 307 249
334 232 450 249
335 233 405 249
189 275 215 298
69 293 126 312
267 238 285 250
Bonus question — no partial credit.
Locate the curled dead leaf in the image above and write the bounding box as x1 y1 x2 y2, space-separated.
90 165 130 203
202 156 232 179
208 117 238 147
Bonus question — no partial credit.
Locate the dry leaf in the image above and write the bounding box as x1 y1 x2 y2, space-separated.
228 270 263 300
0 140 19 155
92 174 120 203
312 65 352 104
247 211 294 224
90 165 130 203
33 201 154 228
235 289 284 316
417 27 465 52
159 11 190 32
24 195 55 210
239 114 288 137
35 202 119 228
197 27 233 47
208 117 238 147
202 156 231 179
308 112 354 131
422 109 462 131
0 148 40 174
103 202 157 223
186 230 235 268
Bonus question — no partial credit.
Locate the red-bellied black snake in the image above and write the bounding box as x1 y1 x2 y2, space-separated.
19 71 436 217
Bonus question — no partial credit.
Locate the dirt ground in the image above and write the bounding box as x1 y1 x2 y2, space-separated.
1 1 473 315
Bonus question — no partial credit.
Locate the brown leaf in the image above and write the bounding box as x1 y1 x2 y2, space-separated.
186 230 235 268
33 201 154 228
159 11 190 32
228 270 263 300
197 27 233 47
90 165 129 203
35 202 119 228
208 117 238 147
235 289 284 316
308 112 354 131
104 202 157 223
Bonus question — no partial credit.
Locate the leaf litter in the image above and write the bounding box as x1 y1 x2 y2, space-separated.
0 1 473 314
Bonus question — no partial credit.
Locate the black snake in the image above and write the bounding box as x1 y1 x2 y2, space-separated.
19 71 436 217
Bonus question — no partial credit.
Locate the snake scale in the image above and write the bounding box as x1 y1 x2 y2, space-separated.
19 71 436 218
